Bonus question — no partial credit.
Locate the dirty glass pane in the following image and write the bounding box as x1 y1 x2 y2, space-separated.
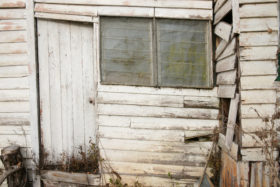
157 19 210 88
100 17 154 86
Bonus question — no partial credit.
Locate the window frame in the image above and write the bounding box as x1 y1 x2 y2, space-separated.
99 16 213 89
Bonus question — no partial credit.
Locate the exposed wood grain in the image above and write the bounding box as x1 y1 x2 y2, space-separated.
240 75 276 90
214 0 232 24
98 104 219 119
214 0 227 13
241 118 278 133
98 92 183 108
238 162 249 187
218 84 236 98
183 96 219 109
0 77 29 89
0 20 26 31
0 9 26 19
217 38 236 61
215 39 227 59
0 54 28 66
216 54 237 73
232 0 240 34
240 32 278 46
98 6 154 17
214 21 232 42
35 12 93 22
239 0 276 3
155 8 212 20
0 66 29 78
217 70 237 85
98 115 218 130
0 90 29 102
0 117 30 126
240 61 277 76
241 90 276 104
0 0 25 8
218 133 238 160
0 102 29 113
240 46 277 61
0 43 27 54
240 3 277 18
240 18 278 32
241 148 278 161
0 31 26 43
241 104 276 118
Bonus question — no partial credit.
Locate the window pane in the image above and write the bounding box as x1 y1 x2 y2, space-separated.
157 19 211 88
101 17 154 86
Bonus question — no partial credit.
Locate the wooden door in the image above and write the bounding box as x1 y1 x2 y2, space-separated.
37 19 96 164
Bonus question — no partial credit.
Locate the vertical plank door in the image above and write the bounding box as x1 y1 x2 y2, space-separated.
37 19 95 164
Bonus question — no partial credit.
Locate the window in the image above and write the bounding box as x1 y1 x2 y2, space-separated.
100 17 212 88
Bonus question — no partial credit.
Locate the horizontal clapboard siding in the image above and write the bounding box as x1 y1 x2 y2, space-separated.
98 86 219 184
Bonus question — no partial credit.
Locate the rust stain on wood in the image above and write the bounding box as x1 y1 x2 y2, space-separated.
220 151 238 187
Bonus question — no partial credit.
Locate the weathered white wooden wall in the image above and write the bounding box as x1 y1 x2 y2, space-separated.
239 0 278 151
0 0 33 168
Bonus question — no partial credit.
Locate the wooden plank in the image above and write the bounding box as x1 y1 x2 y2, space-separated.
240 46 277 61
98 6 154 17
0 31 27 43
0 77 29 89
0 0 25 8
241 148 278 161
240 18 278 32
35 12 93 22
0 134 31 148
183 96 219 109
214 0 232 24
0 126 30 135
99 138 212 154
214 21 232 42
215 39 227 59
240 0 276 3
0 117 30 126
240 3 277 18
0 90 29 101
0 9 26 19
217 84 236 98
240 32 278 46
241 118 278 133
214 0 227 13
98 92 183 108
217 38 236 61
225 94 239 148
232 0 240 34
240 76 276 90
0 54 28 66
217 70 237 85
98 85 218 97
216 54 236 73
0 43 27 54
100 149 208 166
240 61 277 76
241 90 276 104
98 104 219 119
34 0 213 9
0 102 29 113
241 104 276 118
218 133 238 160
155 8 212 20
98 115 219 130
0 66 29 78
238 162 249 187
41 171 100 186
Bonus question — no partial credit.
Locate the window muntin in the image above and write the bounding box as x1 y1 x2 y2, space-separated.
100 17 212 88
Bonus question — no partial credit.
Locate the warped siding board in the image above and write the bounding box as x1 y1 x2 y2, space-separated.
0 90 29 102
98 104 219 120
0 135 31 148
155 8 212 20
214 0 227 13
217 70 237 85
98 85 218 97
183 96 219 109
241 90 276 104
241 118 275 133
35 13 93 23
98 115 219 130
240 76 276 90
240 3 277 18
214 0 232 24
98 92 184 108
0 0 25 8
0 102 29 113
217 38 236 61
240 61 277 76
232 0 240 34
218 84 236 98
240 32 278 46
0 9 26 19
99 138 212 154
241 104 276 118
99 126 212 142
240 18 278 32
241 148 278 161
216 54 236 72
100 149 207 166
0 77 29 89
215 39 227 59
0 66 29 78
0 43 27 54
240 46 277 61
34 0 212 9
239 0 276 3
0 31 27 43
214 21 232 42
0 20 26 31
0 54 28 66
